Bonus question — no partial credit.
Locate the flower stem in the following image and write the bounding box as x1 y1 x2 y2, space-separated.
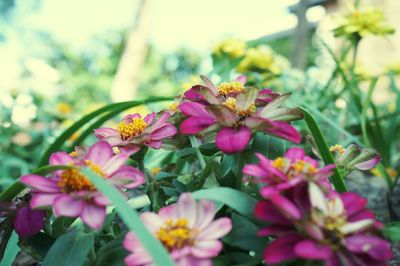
189 136 206 169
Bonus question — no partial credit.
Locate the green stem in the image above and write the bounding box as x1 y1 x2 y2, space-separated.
189 136 206 169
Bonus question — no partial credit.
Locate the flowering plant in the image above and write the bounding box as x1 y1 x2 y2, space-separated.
0 2 399 266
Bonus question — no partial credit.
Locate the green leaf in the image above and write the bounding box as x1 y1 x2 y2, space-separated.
382 223 400 242
301 107 348 192
0 231 19 266
38 97 173 167
95 236 128 266
42 230 94 266
82 168 175 266
192 187 257 217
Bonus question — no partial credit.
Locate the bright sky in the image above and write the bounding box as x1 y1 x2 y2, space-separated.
0 0 304 91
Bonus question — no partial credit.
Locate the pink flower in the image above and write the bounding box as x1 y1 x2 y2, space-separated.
123 193 232 266
243 147 335 197
256 183 392 265
20 141 145 229
179 75 302 154
94 112 177 154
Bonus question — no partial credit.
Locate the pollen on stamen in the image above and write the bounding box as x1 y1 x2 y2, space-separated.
217 81 244 95
116 118 147 141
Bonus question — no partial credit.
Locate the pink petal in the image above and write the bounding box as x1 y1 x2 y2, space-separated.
86 141 114 167
151 112 170 129
243 164 268 178
144 112 156 125
191 240 222 258
353 155 381 170
49 151 73 165
235 75 247 85
180 116 216 135
125 252 153 266
159 205 178 221
94 127 123 145
30 193 60 209
145 140 163 149
264 234 303 264
93 193 111 206
80 203 106 229
53 195 84 217
265 121 301 144
215 126 251 154
109 166 145 189
140 212 163 232
284 147 305 162
150 124 177 140
177 193 197 227
197 218 232 240
20 174 60 192
195 200 216 229
102 153 129 175
294 240 333 259
123 113 142 124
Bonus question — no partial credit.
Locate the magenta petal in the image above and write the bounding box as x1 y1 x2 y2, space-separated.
179 102 211 117
180 116 215 135
269 194 301 220
215 126 251 154
265 121 301 144
285 147 305 162
143 112 156 125
150 124 177 140
87 141 113 167
20 175 60 192
242 164 267 178
254 201 292 225
264 234 303 264
53 195 84 217
295 240 332 259
80 203 106 229
49 151 73 166
353 155 381 170
14 207 46 237
345 235 392 260
340 192 368 217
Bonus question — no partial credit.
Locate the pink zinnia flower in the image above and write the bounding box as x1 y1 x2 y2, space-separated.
123 193 232 266
20 141 145 229
256 183 392 265
243 147 335 197
94 112 177 154
179 75 302 154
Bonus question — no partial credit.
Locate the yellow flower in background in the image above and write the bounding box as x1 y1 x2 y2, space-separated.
57 102 72 114
333 3 395 38
371 167 398 180
181 75 201 91
236 45 289 75
213 38 246 58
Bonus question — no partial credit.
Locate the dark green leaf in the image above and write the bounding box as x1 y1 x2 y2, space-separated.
42 230 94 266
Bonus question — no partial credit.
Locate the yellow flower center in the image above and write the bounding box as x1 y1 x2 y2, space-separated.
329 144 345 154
223 97 256 117
313 207 346 250
151 167 161 175
156 218 197 250
169 102 179 111
271 157 317 178
58 160 106 192
217 81 244 96
116 118 147 141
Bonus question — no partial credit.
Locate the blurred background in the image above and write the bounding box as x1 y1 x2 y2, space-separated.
1 0 399 186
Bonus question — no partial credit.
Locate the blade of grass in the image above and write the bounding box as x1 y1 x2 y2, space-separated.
82 168 175 266
301 107 348 192
0 231 19 266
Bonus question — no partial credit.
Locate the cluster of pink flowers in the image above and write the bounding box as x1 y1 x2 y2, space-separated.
123 193 232 266
178 75 302 153
245 147 392 265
